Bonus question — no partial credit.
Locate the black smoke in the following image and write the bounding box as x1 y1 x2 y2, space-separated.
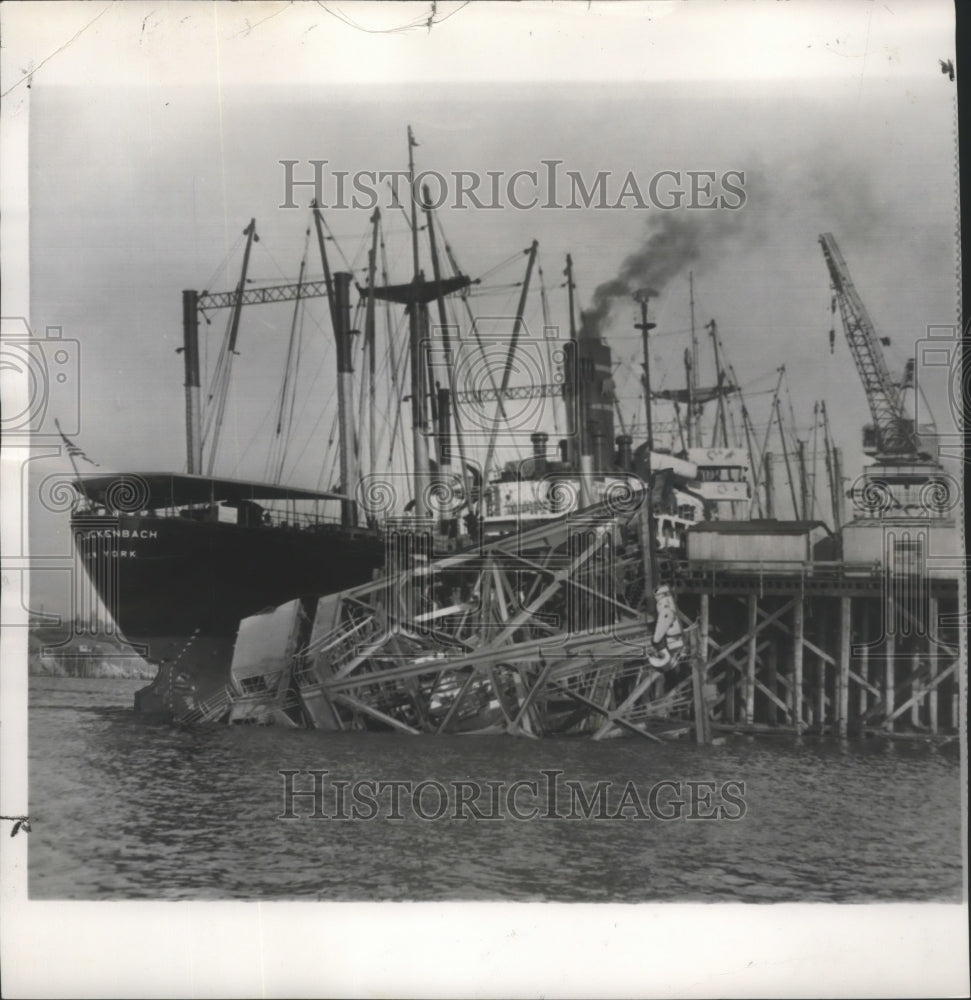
580 209 755 340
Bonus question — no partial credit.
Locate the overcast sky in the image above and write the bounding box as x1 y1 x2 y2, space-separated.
2 0 960 610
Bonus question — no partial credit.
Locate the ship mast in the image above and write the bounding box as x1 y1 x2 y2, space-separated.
634 288 657 452
688 271 698 446
206 218 258 476
482 241 539 481
181 289 203 474
311 200 338 332
332 271 358 529
423 186 472 509
407 126 431 518
364 211 379 486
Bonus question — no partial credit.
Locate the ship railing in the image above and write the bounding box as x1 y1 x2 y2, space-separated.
178 685 234 724
257 507 345 531
306 611 383 662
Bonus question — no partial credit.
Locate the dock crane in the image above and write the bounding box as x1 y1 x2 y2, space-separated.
819 234 958 577
819 233 932 462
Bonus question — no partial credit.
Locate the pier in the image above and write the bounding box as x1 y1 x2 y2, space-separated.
672 559 961 742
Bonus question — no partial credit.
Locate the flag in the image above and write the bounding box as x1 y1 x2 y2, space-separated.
55 419 99 467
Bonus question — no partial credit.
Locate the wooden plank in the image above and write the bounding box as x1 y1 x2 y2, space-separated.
765 638 779 725
754 676 790 717
703 598 795 672
885 659 957 724
849 669 880 698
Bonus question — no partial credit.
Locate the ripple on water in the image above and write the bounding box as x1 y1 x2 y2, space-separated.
26 677 965 901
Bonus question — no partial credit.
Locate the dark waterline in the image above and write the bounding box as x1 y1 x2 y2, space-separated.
28 676 964 901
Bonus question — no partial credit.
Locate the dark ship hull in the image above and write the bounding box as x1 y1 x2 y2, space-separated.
71 473 386 717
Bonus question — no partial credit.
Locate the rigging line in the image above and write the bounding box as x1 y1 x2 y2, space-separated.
199 229 247 300
385 312 411 466
465 283 526 295
536 257 560 437
322 424 342 494
356 298 371 476
315 404 341 492
272 308 337 466
347 226 371 279
276 363 336 480
474 250 531 283
319 211 354 273
783 371 801 451
385 180 417 231
229 392 277 479
325 227 416 240
268 230 311 482
277 295 307 483
379 216 408 467
809 402 820 521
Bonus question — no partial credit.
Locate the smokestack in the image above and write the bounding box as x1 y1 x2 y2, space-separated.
531 432 548 477
615 434 633 471
579 454 594 509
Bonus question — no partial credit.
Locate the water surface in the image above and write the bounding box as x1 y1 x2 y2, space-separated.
28 676 964 901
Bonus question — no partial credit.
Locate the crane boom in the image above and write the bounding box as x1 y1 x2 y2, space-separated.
818 233 917 457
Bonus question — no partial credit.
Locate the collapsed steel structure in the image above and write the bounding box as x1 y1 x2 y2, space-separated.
179 487 699 739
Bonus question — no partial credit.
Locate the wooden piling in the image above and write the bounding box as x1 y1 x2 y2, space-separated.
793 599 804 734
857 601 869 719
910 651 921 728
816 609 827 733
745 594 757 724
928 595 938 734
884 629 896 733
838 595 851 737
691 632 711 745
